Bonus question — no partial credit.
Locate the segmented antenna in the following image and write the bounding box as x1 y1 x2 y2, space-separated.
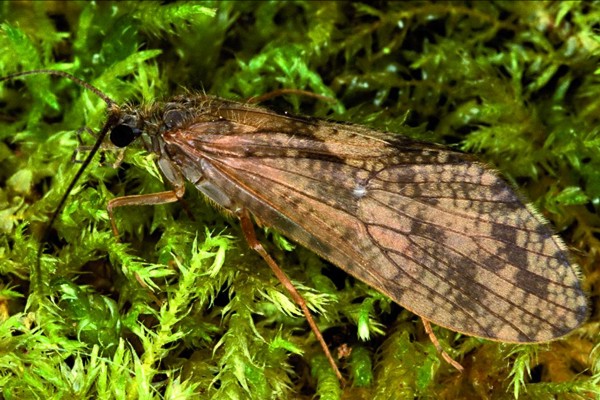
0 70 118 295
0 70 115 107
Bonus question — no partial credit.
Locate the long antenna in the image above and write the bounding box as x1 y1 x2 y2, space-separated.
0 69 116 107
0 70 118 296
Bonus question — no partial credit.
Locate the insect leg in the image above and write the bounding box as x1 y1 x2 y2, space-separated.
422 318 464 372
107 187 184 237
238 209 345 383
71 127 111 166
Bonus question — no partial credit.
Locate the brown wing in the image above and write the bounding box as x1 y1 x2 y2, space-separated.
163 104 587 342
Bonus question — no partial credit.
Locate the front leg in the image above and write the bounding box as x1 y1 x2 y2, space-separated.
107 185 185 237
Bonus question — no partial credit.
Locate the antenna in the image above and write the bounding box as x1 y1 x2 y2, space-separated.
0 69 116 107
0 70 119 296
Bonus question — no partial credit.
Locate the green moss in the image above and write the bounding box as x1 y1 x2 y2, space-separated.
1 1 599 398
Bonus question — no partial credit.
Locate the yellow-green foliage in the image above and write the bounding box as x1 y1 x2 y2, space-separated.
0 2 599 399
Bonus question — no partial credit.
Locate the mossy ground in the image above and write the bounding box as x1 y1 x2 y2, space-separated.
0 2 599 399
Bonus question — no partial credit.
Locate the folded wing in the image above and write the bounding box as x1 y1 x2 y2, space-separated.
165 106 587 342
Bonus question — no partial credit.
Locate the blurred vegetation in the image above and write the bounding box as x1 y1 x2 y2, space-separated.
0 1 599 399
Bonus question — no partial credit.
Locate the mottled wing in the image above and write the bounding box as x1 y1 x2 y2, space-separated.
164 103 587 342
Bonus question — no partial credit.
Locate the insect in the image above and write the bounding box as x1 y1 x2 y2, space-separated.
1 70 588 381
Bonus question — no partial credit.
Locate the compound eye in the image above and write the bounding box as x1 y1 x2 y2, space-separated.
110 124 141 148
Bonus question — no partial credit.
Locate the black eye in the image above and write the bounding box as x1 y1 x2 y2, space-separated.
110 124 141 148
